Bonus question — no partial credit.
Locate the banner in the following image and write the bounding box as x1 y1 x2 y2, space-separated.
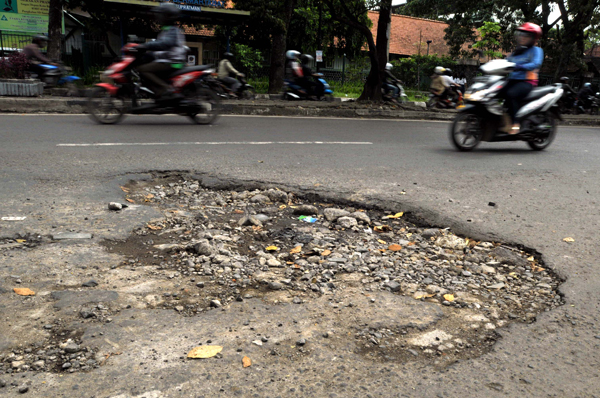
0 0 49 33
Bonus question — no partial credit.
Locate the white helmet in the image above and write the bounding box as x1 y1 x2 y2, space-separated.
385 63 393 71
434 66 446 75
286 50 300 60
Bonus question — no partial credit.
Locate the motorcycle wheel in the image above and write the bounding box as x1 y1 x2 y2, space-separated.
526 113 557 151
87 87 125 125
240 87 256 100
450 113 482 151
187 84 220 125
426 96 436 108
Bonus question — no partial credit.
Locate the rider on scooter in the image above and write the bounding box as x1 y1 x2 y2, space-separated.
299 54 324 98
23 35 56 77
577 83 594 110
501 22 544 134
218 52 244 97
430 66 450 101
136 2 187 102
383 63 401 101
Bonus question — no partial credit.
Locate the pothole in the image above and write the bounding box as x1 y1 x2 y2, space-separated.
92 174 564 366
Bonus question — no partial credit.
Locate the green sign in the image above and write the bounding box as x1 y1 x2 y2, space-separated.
0 0 49 32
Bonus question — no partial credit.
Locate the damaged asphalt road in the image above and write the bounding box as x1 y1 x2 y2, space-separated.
0 115 599 397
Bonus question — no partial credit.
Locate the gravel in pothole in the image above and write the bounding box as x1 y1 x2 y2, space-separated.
97 176 563 363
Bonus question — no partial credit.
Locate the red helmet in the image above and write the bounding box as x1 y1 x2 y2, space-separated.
517 22 542 40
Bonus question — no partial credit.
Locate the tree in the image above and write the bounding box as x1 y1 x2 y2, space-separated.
233 0 297 93
48 0 63 60
322 0 393 101
472 21 503 59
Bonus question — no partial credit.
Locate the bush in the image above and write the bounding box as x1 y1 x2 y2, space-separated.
0 52 30 79
232 43 264 77
391 55 457 90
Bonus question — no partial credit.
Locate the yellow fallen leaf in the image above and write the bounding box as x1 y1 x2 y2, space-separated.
125 198 135 203
443 294 454 302
377 239 387 245
15 239 26 243
384 212 404 219
187 346 223 359
145 194 154 199
234 209 245 214
120 186 130 193
527 256 535 262
279 205 287 209
321 250 331 257
242 356 252 368
373 225 392 233
388 244 402 252
563 237 575 243
290 246 302 254
14 288 35 296
413 292 426 299
406 233 413 238
509 272 519 278
266 246 280 252
147 224 162 231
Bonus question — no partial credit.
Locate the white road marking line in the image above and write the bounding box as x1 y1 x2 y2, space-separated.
57 141 373 147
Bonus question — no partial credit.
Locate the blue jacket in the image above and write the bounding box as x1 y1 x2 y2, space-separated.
507 46 544 81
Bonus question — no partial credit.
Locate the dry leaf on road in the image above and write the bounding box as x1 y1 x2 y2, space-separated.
266 246 280 252
388 244 402 252
321 250 331 257
563 237 575 243
242 356 252 368
374 225 392 233
443 294 455 302
384 212 404 219
147 224 162 231
187 346 223 359
290 246 302 254
377 239 387 245
14 288 35 296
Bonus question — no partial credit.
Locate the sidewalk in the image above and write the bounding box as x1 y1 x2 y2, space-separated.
1 96 599 125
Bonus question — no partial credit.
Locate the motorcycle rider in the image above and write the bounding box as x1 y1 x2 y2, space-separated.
383 63 401 101
136 2 187 102
577 82 594 111
501 22 544 134
430 66 450 101
443 68 460 103
218 52 244 96
23 35 56 78
299 54 324 98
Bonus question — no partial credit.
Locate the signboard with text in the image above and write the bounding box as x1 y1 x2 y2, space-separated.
0 0 49 32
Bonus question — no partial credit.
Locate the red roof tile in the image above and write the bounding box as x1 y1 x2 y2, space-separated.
369 11 451 57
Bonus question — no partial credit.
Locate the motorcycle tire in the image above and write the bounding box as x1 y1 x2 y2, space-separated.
87 87 125 125
186 84 220 125
449 112 482 151
240 87 256 100
526 113 557 151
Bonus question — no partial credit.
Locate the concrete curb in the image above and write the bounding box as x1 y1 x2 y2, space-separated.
0 96 599 126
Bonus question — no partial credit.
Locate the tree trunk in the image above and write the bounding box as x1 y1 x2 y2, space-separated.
48 0 63 61
268 0 295 94
358 0 392 101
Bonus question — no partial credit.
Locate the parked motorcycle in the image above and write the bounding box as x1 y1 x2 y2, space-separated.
88 43 219 125
449 59 563 151
382 81 408 104
207 75 256 100
576 93 600 115
283 74 334 101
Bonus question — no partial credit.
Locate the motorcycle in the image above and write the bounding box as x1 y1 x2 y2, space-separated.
283 74 334 101
576 93 600 115
427 86 463 109
382 81 408 104
449 59 563 151
206 75 256 100
29 63 82 94
88 43 220 125
557 77 579 114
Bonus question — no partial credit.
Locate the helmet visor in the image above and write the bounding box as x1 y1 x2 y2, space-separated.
515 30 535 46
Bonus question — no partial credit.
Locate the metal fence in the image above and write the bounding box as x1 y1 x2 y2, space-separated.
0 31 35 56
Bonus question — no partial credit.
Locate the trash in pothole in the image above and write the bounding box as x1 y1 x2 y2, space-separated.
96 175 564 365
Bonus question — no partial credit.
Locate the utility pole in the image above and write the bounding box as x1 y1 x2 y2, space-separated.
426 40 432 56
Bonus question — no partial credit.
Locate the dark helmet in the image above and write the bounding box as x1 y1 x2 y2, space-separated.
153 2 181 25
33 35 49 45
300 54 314 64
223 52 234 61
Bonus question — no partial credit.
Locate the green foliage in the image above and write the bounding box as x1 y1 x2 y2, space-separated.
473 22 504 59
232 43 264 76
391 55 457 89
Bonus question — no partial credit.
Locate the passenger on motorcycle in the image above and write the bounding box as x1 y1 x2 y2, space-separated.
501 22 544 134
443 68 460 102
23 35 56 77
285 50 302 80
136 3 187 101
218 52 244 96
298 54 324 98
577 83 594 109
383 63 401 100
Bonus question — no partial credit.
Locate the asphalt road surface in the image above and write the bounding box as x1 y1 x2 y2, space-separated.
1 114 600 397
